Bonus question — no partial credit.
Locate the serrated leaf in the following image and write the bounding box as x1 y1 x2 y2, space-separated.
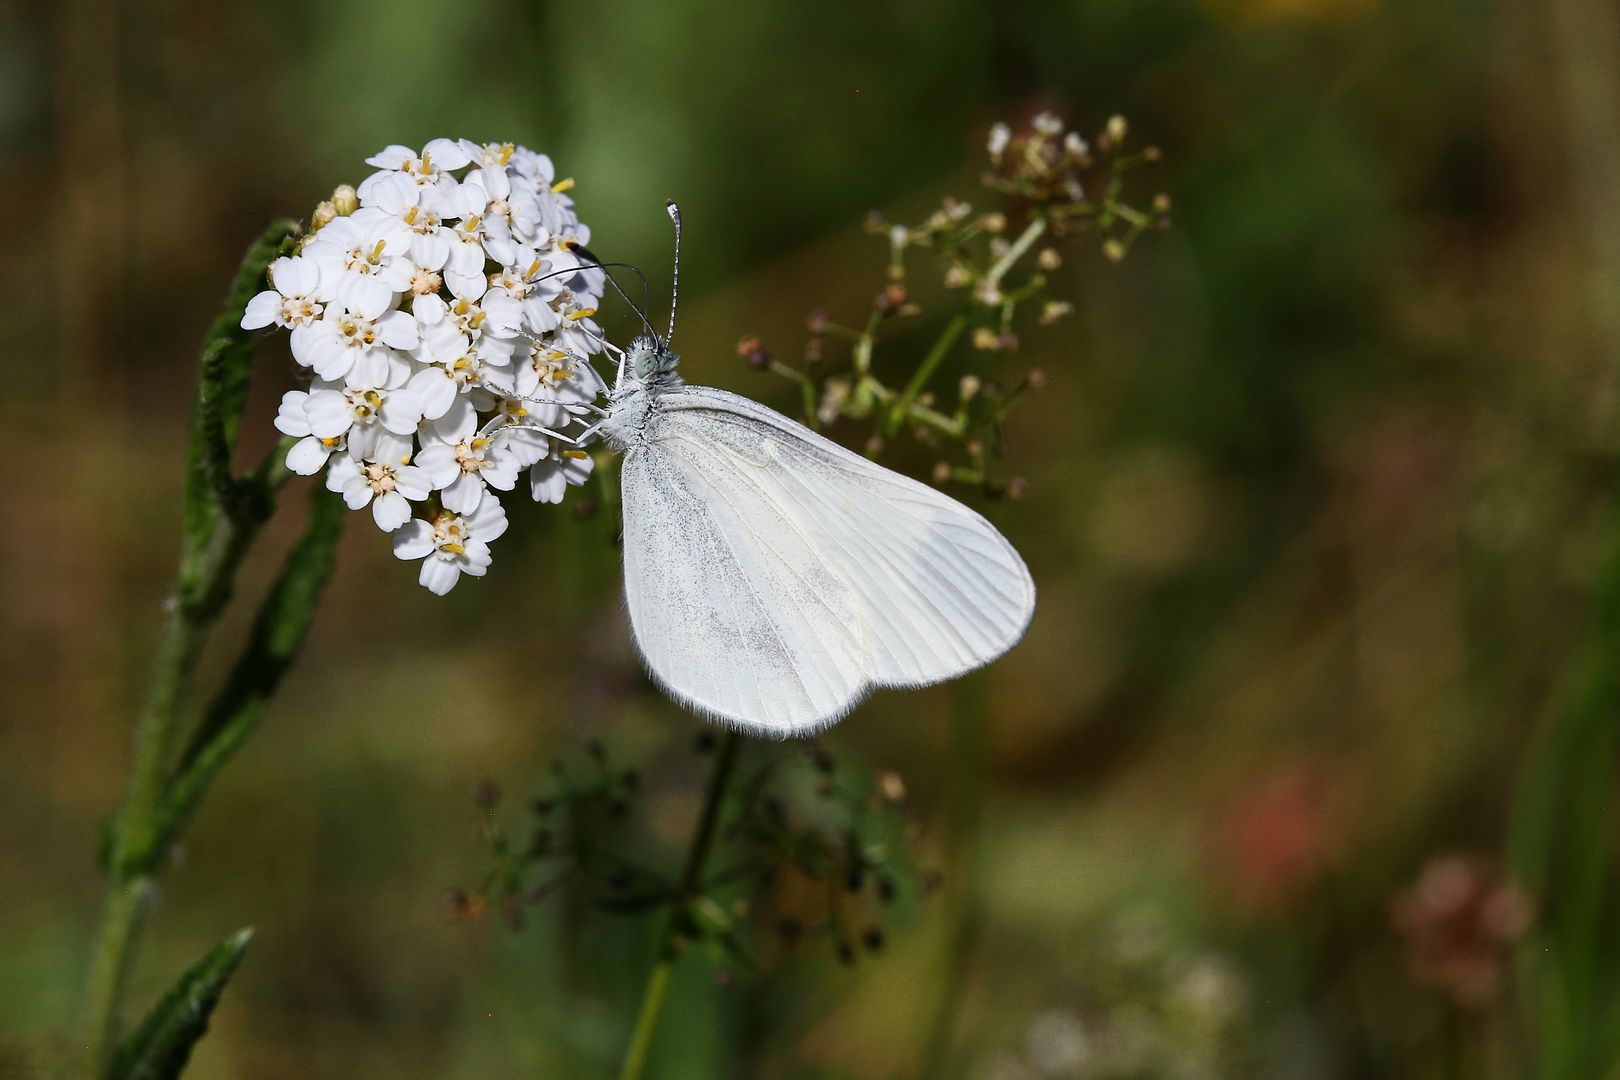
111 928 252 1080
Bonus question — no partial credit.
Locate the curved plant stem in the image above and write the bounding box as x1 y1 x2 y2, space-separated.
917 675 990 1080
77 220 339 1080
619 730 742 1080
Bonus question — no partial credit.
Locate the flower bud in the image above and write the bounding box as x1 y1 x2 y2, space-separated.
932 462 953 485
1037 247 1062 271
1102 238 1126 263
877 770 907 802
1040 301 1073 325
1107 114 1129 143
959 374 982 402
331 184 359 217
807 308 830 333
736 335 770 369
309 200 337 235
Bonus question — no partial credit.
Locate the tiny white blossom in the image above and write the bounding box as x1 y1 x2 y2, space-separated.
325 455 431 532
391 501 509 595
987 122 1011 161
414 434 519 514
407 325 501 422
358 173 451 272
506 344 605 427
358 139 469 205
273 390 344 476
302 287 418 388
301 381 423 463
440 180 498 299
480 396 554 467
1032 111 1063 136
548 304 606 362
530 445 595 504
302 213 416 300
242 256 324 333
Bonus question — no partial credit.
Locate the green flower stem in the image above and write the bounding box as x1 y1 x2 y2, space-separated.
917 675 990 1080
80 875 150 1080
887 313 967 437
986 217 1047 285
79 220 325 1080
619 730 743 1080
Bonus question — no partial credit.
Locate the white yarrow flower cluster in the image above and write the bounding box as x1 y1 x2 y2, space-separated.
244 139 607 594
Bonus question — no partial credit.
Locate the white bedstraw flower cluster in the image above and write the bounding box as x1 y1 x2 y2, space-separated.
244 139 608 594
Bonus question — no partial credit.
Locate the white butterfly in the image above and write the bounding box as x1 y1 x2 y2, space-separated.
527 204 1034 737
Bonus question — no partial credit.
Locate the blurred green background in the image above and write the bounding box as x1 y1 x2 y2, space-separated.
6 0 1620 1076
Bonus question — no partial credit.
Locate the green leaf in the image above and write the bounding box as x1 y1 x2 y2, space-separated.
153 486 347 859
111 927 253 1080
1509 507 1620 1077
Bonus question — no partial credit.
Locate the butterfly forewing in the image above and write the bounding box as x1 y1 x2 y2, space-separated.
620 387 1034 736
620 436 868 734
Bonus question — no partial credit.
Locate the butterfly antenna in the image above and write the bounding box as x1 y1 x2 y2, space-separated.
573 244 653 322
564 244 658 341
665 199 682 345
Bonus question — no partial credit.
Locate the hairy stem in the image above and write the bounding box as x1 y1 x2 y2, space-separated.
619 730 742 1080
79 221 306 1079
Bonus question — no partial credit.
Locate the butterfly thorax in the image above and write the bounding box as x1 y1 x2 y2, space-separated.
600 335 682 452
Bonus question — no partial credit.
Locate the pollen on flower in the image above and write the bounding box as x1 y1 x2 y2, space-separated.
246 137 606 593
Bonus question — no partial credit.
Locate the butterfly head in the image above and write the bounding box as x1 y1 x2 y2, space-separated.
628 334 681 386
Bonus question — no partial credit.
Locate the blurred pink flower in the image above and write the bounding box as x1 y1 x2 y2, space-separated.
1210 761 1343 909
1390 855 1533 1007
